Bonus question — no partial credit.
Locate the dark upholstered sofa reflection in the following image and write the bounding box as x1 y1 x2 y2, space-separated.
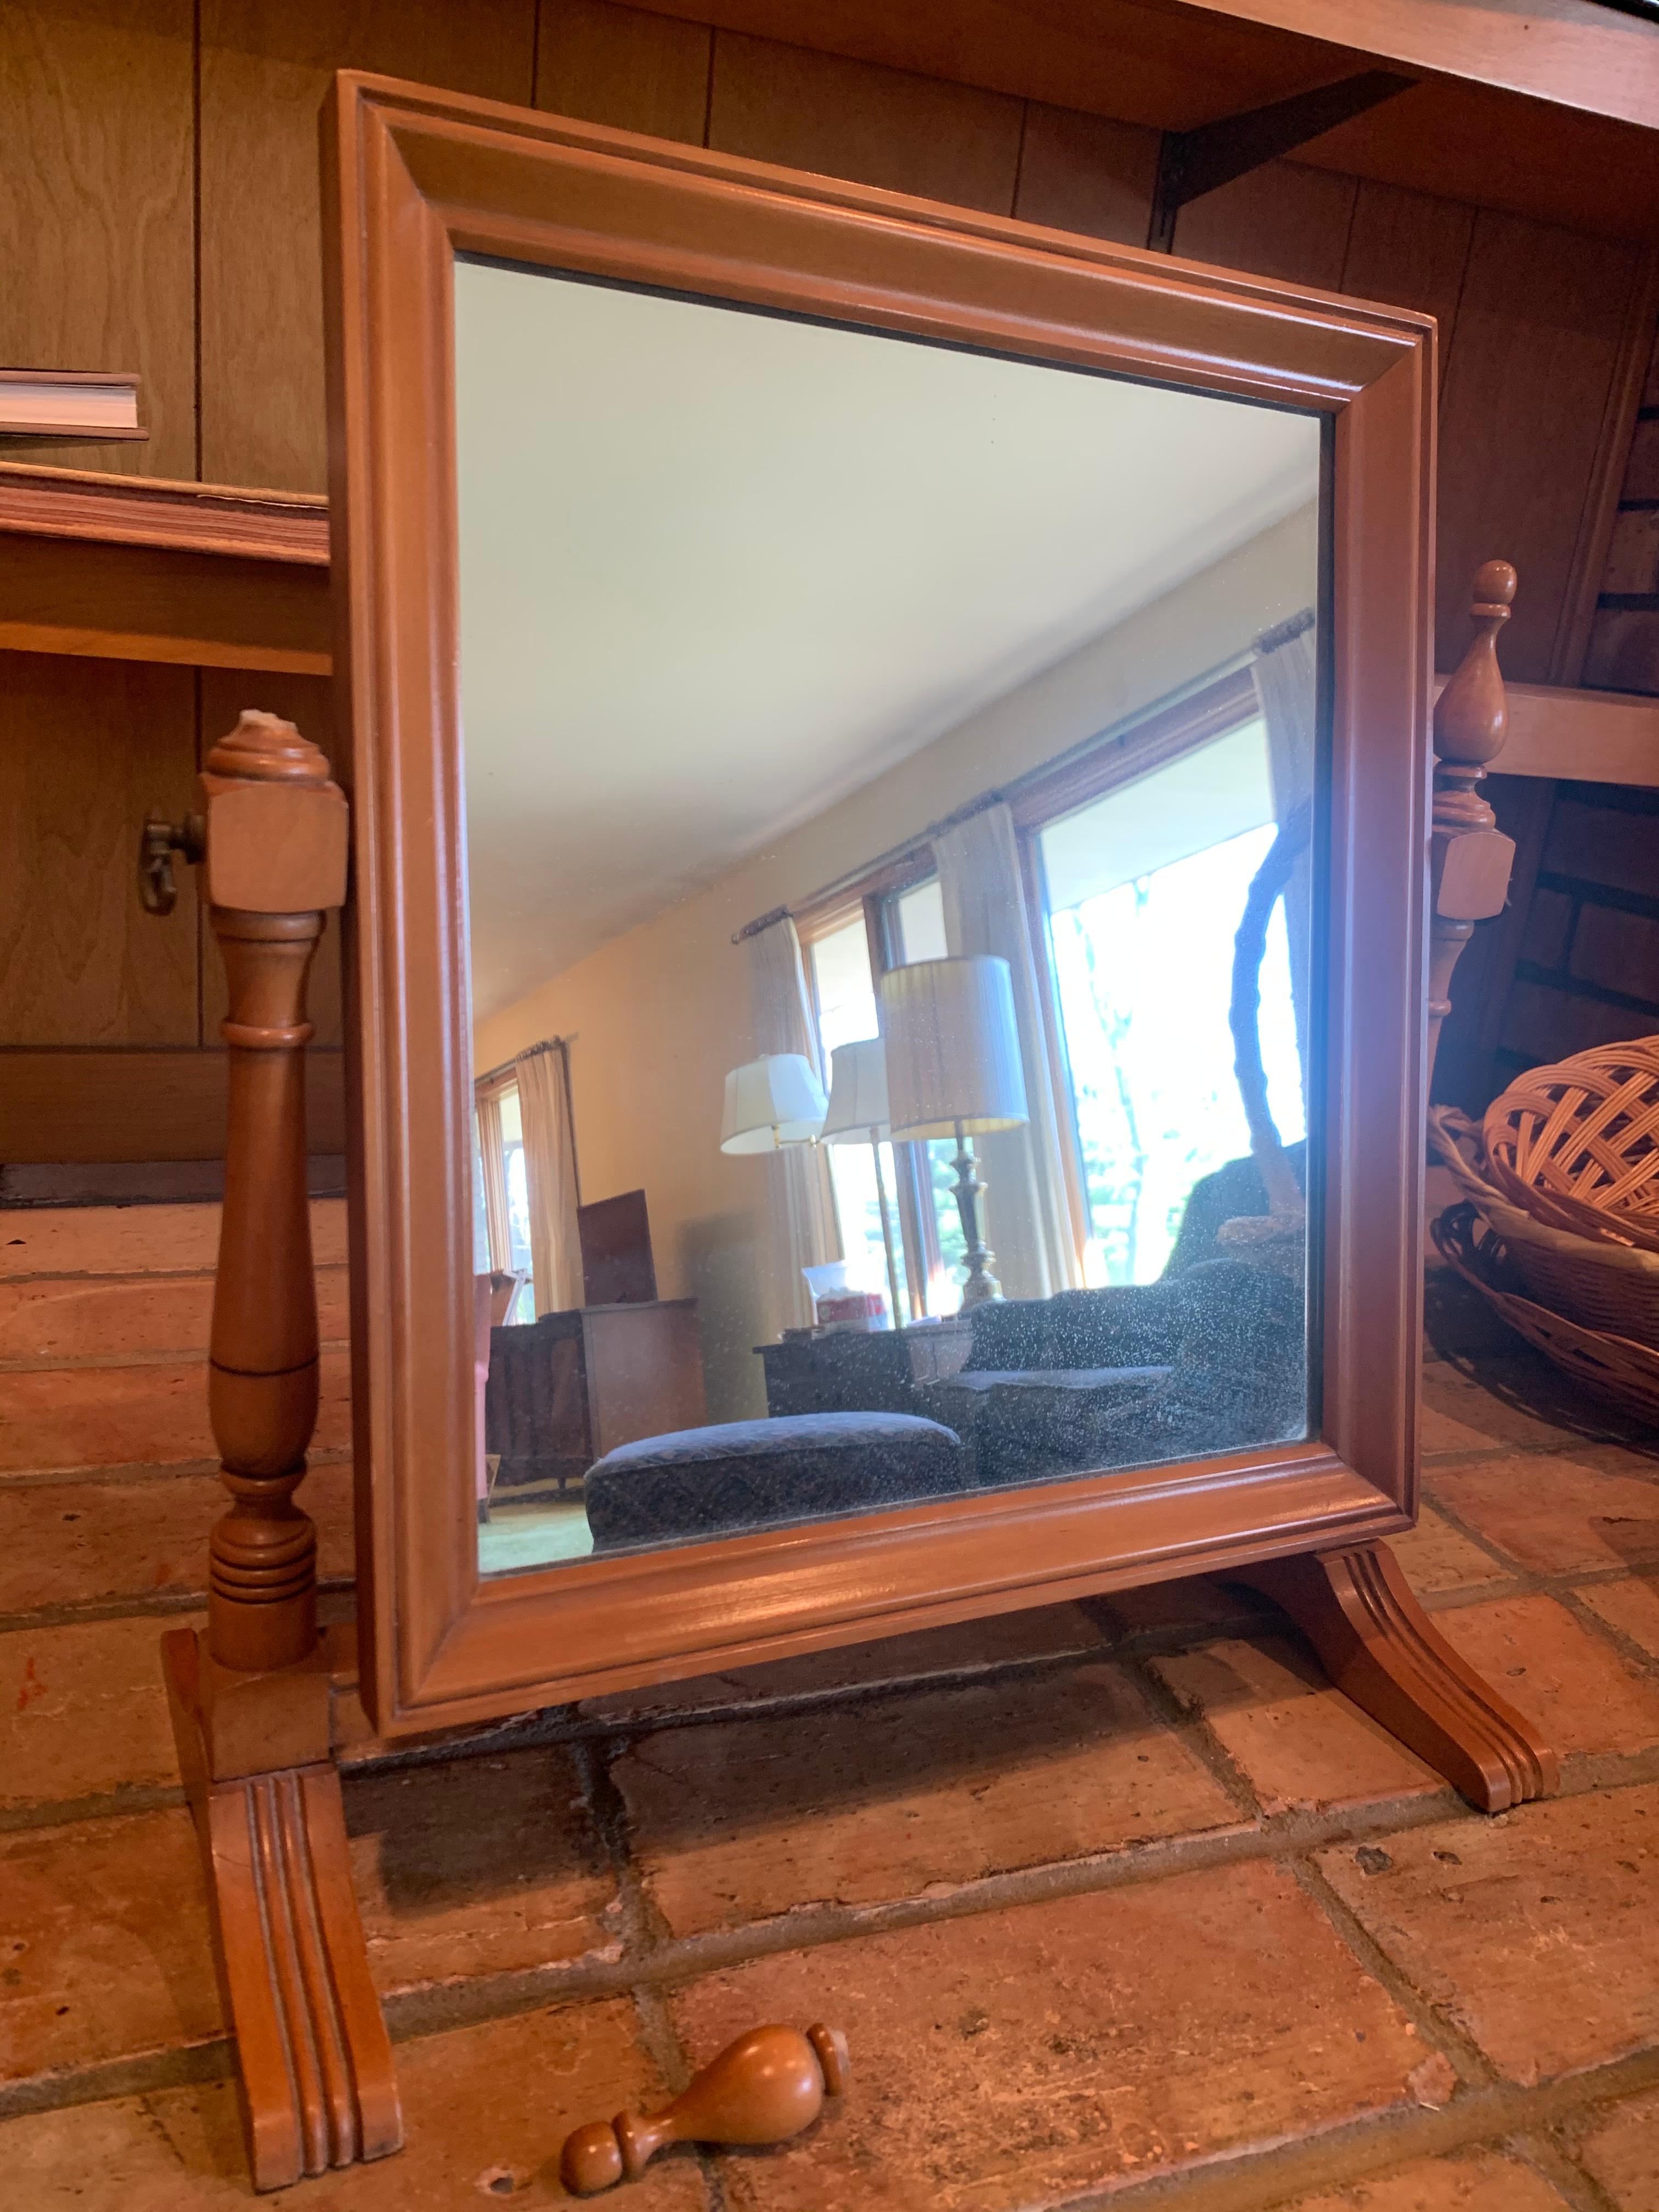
919 1259 1306 1488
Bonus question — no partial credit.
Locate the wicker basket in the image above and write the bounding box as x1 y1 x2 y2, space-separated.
1431 1203 1659 1427
1428 1107 1659 1350
1482 1038 1659 1255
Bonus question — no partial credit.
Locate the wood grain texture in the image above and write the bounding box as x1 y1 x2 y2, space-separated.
199 0 537 490
707 31 1023 215
0 460 328 562
1014 104 1159 249
0 1048 345 1161
0 652 197 1046
0 1 195 479
201 671 342 1047
1437 212 1653 683
535 0 710 141
1173 159 1357 290
1339 180 1473 392
0 532 330 672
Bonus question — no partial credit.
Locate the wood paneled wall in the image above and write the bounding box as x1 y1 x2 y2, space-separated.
2 0 1654 1159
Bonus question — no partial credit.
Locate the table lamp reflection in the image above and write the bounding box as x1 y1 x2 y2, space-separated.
879 955 1028 1308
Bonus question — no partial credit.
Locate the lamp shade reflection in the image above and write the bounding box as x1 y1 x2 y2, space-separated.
719 1053 828 1154
820 1037 891 1143
879 956 1028 1141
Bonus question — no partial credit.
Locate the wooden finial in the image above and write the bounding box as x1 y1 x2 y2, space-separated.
1427 560 1519 1083
561 2023 849 2195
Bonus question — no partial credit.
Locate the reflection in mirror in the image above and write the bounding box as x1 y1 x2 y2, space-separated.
456 260 1323 1577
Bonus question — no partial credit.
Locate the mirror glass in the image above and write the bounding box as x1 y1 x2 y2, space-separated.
455 259 1323 1578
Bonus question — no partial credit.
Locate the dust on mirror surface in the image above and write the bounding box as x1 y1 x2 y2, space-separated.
455 257 1324 1579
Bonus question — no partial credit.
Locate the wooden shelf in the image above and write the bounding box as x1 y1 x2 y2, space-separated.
0 460 330 674
639 0 1659 242
1500 679 1659 788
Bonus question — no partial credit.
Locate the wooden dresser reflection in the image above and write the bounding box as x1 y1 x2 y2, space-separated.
486 1300 706 1495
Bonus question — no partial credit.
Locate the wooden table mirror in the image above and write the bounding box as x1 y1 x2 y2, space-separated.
160 65 1560 2191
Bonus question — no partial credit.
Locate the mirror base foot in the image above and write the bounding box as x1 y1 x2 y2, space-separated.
163 1627 404 2192
1229 1539 1559 1813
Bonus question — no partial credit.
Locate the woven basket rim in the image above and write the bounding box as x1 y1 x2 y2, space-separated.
1429 1107 1659 1274
1480 1039 1659 1253
1434 1203 1659 1381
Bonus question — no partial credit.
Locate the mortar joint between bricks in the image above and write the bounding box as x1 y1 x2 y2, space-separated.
570 1733 673 1958
1287 1852 1496 2090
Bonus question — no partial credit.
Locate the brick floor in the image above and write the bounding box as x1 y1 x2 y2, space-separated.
10 1211 1659 2208
1318 1786 1659 2085
1277 2151 1571 2209
671 1867 1455 2210
614 1662 1239 1936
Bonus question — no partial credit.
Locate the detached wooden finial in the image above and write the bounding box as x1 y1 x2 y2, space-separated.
1427 560 1519 1083
561 2023 849 2195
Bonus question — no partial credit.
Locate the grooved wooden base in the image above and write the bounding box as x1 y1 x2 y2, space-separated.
163 1627 402 2191
1233 1540 1560 1813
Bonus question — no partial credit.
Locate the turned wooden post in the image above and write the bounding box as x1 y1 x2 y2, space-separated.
1428 559 1517 1082
202 712 346 1673
147 711 401 2193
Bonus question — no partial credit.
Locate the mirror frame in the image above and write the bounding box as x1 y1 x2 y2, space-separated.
323 69 1432 1738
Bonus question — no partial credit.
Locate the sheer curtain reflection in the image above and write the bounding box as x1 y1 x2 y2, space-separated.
474 1084 511 1274
748 916 840 1328
934 799 1084 1301
516 1041 584 1317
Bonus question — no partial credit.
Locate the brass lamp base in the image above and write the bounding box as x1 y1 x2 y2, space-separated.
951 1126 1003 1306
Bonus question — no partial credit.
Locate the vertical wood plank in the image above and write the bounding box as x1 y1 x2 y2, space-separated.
0 1 195 479
1014 105 1158 248
535 0 710 142
199 0 538 492
0 653 198 1045
1172 161 1357 290
708 32 1023 215
1339 180 1474 393
1437 211 1651 682
200 669 341 1047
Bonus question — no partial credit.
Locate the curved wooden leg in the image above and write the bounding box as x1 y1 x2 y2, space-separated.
1232 1541 1559 1813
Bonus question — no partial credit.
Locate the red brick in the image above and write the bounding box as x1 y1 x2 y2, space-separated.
0 1199 347 1278
1584 607 1659 696
0 1611 199 1811
0 1264 348 1363
613 1662 1237 1937
1602 507 1659 595
1572 900 1659 998
0 2000 707 2207
0 1459 354 1615
1435 1592 1659 1757
343 1748 620 1993
674 1864 1455 2210
1318 1784 1659 2084
0 1346 351 1474
0 1808 219 2085
1427 1452 1659 1574
1543 798 1659 901
1575 2085 1659 2209
1499 976 1657 1065
1387 1508 1510 1598
1516 886 1575 973
1150 1636 1442 1814
1418 1363 1592 1459
1621 417 1659 501
1578 1572 1659 1657
580 1600 1109 1723
1279 2149 1570 2209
